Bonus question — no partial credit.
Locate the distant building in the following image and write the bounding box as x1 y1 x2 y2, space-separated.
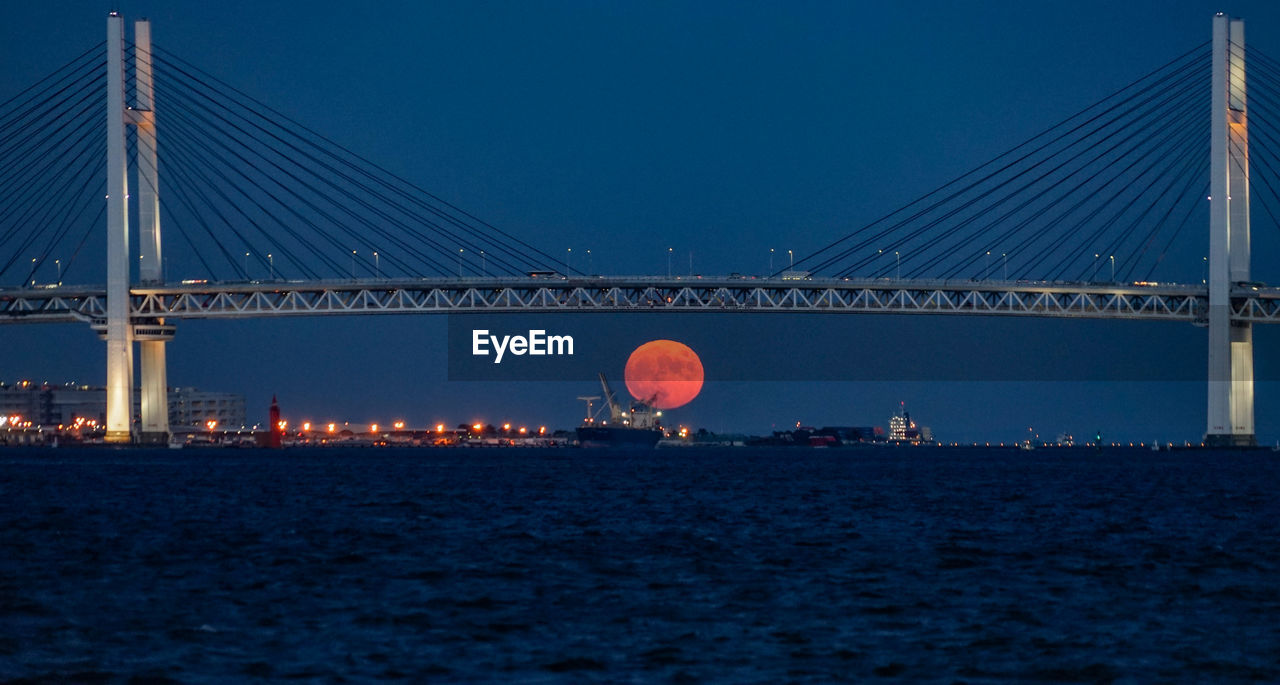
0 381 245 429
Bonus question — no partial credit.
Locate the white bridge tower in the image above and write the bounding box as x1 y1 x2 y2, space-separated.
103 13 173 444
1206 13 1255 447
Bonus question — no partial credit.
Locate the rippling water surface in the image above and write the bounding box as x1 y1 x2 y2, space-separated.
2 446 1278 683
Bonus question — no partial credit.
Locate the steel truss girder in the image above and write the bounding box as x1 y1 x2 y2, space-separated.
4 277 1276 324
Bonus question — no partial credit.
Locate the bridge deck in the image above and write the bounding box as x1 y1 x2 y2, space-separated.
0 277 1275 324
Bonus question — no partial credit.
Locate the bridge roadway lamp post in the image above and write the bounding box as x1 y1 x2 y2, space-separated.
1206 12 1255 446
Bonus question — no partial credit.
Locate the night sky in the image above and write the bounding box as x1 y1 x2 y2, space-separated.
5 1 1280 442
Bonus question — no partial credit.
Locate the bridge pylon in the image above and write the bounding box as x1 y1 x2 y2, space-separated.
103 13 173 444
103 13 132 443
1206 13 1255 447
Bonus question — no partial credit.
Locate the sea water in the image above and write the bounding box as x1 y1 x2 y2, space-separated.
1 447 1277 682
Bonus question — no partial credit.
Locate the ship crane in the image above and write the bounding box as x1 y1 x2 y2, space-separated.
597 372 660 429
577 395 602 424
597 373 624 421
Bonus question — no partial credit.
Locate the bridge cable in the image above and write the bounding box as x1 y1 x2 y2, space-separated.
155 127 333 279
1116 147 1211 282
144 48 537 278
1033 110 1209 280
825 53 1210 279
153 86 458 278
0 117 104 280
0 101 104 272
919 76 1208 280
150 44 571 276
787 42 1210 276
848 58 1208 280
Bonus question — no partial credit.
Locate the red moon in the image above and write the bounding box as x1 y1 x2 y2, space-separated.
624 340 704 409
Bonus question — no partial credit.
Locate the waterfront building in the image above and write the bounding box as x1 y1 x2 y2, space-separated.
0 381 245 429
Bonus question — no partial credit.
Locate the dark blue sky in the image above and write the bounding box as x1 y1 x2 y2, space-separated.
5 1 1280 442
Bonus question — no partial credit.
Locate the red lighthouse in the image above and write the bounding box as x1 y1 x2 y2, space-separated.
268 395 282 449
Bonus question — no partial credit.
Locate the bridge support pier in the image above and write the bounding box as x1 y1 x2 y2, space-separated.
1206 14 1255 447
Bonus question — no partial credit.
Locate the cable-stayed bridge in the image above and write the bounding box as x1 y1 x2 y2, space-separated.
0 13 1273 445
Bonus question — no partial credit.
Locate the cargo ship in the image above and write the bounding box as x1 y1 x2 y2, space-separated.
576 373 663 448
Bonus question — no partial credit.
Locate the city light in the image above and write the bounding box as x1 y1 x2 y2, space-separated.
502 423 511 431
302 422 311 431
206 419 217 431
327 423 336 433
393 421 405 430
370 423 378 433
436 423 445 433
277 420 287 432
472 423 483 432
538 426 546 435
518 427 527 434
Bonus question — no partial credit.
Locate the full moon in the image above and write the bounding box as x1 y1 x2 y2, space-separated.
624 340 704 409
